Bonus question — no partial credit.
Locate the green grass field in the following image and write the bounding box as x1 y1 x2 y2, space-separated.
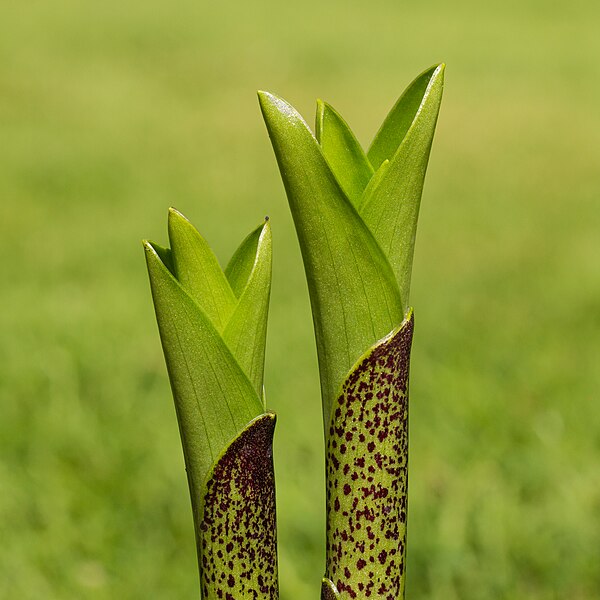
1 1 599 598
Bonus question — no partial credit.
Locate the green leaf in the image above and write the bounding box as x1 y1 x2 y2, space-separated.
361 63 445 305
143 240 263 503
325 312 413 599
150 242 175 275
368 63 443 170
168 207 237 332
259 91 404 422
357 158 389 212
316 99 374 208
225 220 266 298
200 413 278 600
223 220 272 401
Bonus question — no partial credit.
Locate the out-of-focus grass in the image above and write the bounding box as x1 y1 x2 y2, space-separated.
1 1 599 598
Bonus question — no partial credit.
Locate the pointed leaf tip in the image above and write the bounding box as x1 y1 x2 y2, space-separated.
144 234 263 503
368 63 444 170
223 219 272 398
259 90 302 126
361 63 445 306
316 99 374 207
259 90 404 420
167 207 237 332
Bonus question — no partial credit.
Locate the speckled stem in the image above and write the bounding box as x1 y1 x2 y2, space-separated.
200 413 278 600
325 312 414 600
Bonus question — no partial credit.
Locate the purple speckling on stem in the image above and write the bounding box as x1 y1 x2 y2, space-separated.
325 313 414 600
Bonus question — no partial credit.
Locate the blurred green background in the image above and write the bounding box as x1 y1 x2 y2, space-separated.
1 0 599 598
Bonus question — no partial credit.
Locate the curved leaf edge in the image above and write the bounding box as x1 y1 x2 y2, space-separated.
325 312 414 600
360 63 445 225
167 207 237 332
225 218 272 299
142 240 264 412
222 219 272 400
325 307 414 425
257 90 398 286
315 99 375 207
258 90 404 418
367 62 444 169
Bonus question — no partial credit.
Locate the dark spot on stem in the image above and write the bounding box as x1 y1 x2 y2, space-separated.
324 314 414 599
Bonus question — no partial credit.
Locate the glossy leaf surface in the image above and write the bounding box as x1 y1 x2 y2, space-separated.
144 240 263 501
168 207 237 332
259 91 404 421
223 221 272 399
316 100 374 207
361 64 445 304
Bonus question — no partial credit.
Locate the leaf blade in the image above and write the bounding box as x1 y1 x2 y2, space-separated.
225 220 266 298
223 220 272 400
259 91 404 421
143 241 263 501
367 63 442 170
316 99 374 208
167 207 237 332
357 158 389 212
360 64 445 305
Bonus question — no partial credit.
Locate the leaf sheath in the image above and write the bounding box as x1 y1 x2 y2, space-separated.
325 313 414 599
200 413 278 600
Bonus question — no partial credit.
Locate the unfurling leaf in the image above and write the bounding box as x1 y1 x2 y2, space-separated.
362 64 445 305
260 65 443 599
144 239 262 497
144 210 277 598
258 91 403 423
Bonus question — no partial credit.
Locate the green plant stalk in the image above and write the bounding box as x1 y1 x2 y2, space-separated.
260 64 444 599
143 209 278 599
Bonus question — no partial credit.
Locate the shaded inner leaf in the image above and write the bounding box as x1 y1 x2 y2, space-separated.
200 413 278 600
223 221 272 399
325 313 414 600
152 212 272 401
367 64 441 170
357 159 389 213
225 221 265 298
151 243 175 275
360 64 445 306
316 100 374 208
